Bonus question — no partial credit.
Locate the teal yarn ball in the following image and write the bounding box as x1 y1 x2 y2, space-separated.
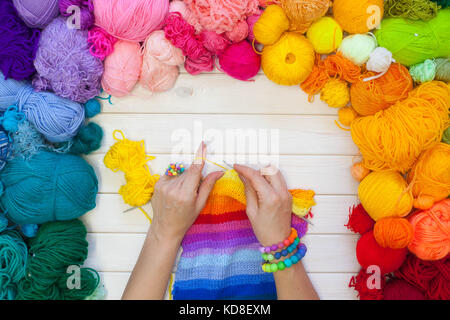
84 98 101 118
409 59 436 82
0 215 8 232
67 122 103 155
0 151 98 225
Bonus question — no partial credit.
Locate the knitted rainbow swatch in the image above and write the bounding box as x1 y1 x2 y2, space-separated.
173 170 315 300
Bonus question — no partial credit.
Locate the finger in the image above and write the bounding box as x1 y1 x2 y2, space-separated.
234 164 272 199
239 174 258 218
261 164 288 193
195 171 224 213
182 142 206 192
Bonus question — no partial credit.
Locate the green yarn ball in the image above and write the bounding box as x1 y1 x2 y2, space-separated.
62 122 103 155
385 0 438 21
410 59 437 82
443 127 450 144
435 57 450 82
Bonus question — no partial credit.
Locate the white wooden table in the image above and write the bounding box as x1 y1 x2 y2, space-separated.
81 70 360 300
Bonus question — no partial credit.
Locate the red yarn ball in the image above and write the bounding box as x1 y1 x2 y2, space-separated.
218 41 261 81
345 203 375 234
356 231 408 274
383 279 426 300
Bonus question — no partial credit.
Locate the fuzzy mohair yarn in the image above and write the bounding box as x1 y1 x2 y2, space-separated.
0 0 40 81
320 78 349 108
0 231 27 300
12 0 60 28
279 0 331 33
59 0 95 30
64 122 103 155
218 41 261 81
333 0 384 34
0 151 98 225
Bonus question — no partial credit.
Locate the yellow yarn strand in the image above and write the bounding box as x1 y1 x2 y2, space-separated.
194 157 228 171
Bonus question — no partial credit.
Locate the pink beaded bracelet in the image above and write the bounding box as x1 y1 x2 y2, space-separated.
258 227 298 254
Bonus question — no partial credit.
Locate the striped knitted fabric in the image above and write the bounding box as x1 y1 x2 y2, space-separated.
173 170 315 300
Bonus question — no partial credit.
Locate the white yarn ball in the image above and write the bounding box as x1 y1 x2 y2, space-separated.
366 47 394 73
338 34 377 66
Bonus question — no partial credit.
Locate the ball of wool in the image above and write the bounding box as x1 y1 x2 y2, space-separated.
358 171 413 221
59 0 95 30
261 32 315 86
349 268 385 300
0 151 98 225
383 279 426 300
384 0 438 21
366 47 395 75
184 0 260 34
87 26 118 61
0 0 40 81
320 79 349 108
345 203 375 234
356 231 408 274
407 143 450 210
0 75 85 143
0 130 12 171
185 54 215 75
333 0 384 34
0 231 27 300
0 215 8 233
143 30 185 67
410 59 437 83
19 224 38 238
306 17 343 54
434 58 450 82
226 20 249 43
338 34 377 66
253 5 290 46
443 127 450 145
12 0 59 28
408 199 450 261
247 12 262 43
279 0 331 33
84 98 101 118
351 81 449 172
33 17 103 103
199 31 231 55
93 0 169 42
351 162 371 182
66 122 103 156
350 63 413 116
101 40 143 97
375 8 450 66
219 41 261 81
338 107 358 127
169 0 191 19
430 0 450 8
374 217 414 249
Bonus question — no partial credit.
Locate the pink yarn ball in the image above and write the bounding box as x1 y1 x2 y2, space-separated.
247 12 262 43
144 30 184 66
169 0 190 19
93 0 169 42
218 41 260 81
140 56 179 92
88 26 117 61
185 54 214 75
199 31 231 55
101 40 142 97
226 20 249 43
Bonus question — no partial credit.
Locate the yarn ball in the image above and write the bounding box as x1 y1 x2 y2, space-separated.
358 171 413 221
87 26 118 61
0 75 85 143
374 217 414 249
443 127 450 145
375 8 450 66
66 122 103 155
0 215 8 233
226 20 249 43
408 199 450 261
366 47 395 75
333 0 384 34
219 41 261 81
410 59 437 83
253 5 289 46
338 107 358 127
12 0 59 28
261 32 315 86
19 224 38 238
338 34 377 66
169 0 190 19
59 0 95 30
0 231 27 300
345 203 375 234
0 130 12 171
351 81 449 172
383 279 426 300
33 17 103 103
407 143 450 210
84 98 101 118
279 0 331 33
93 0 169 42
306 17 343 54
199 31 231 55
349 268 385 300
351 162 371 182
247 13 262 43
101 40 143 97
0 151 98 225
356 231 408 274
434 58 450 82
0 0 40 81
350 63 413 116
384 0 438 21
320 79 349 108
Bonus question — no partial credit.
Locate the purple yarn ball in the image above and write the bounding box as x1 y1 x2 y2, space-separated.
12 0 60 28
33 17 103 103
0 0 40 81
59 0 95 30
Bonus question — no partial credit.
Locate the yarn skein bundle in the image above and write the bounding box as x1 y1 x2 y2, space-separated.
345 203 375 235
384 0 438 21
333 0 384 34
0 0 40 81
279 0 331 33
375 8 450 66
409 59 437 83
93 0 169 42
32 17 104 103
0 231 27 300
350 81 449 172
63 122 104 156
0 151 98 225
59 0 95 30
12 0 60 28
434 58 450 82
218 41 261 81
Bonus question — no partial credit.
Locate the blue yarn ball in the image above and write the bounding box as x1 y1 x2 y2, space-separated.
19 224 38 238
0 129 11 170
0 151 98 225
84 99 101 118
0 215 8 232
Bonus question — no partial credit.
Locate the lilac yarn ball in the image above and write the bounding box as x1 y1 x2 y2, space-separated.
12 0 60 28
59 0 95 30
0 0 40 81
33 17 103 103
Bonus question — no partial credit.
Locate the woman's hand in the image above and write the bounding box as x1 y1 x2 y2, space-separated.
234 164 292 246
150 142 224 243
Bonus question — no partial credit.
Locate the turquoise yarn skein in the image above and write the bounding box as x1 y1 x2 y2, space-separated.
0 151 98 225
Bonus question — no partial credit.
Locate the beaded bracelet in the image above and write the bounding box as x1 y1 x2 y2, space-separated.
258 227 298 254
261 236 300 262
262 243 307 273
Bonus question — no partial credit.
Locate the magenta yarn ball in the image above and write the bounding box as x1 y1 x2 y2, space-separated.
218 41 261 81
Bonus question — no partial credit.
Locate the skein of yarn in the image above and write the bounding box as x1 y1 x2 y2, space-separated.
12 0 59 28
365 47 395 77
59 0 95 30
345 203 375 235
0 151 98 225
199 31 231 55
383 279 426 300
338 34 377 66
333 0 384 34
93 0 169 42
64 122 103 155
0 231 27 300
0 0 40 81
384 0 438 21
338 107 358 127
409 59 437 83
218 41 261 81
373 217 414 249
279 0 331 33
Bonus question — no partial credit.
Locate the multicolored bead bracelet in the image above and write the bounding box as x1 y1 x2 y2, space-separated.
262 243 307 273
258 227 298 254
261 236 300 262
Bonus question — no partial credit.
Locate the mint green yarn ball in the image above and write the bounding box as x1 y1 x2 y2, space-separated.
338 34 377 66
410 59 436 82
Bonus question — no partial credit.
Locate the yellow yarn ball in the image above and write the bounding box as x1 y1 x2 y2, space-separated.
254 5 290 45
338 106 358 126
306 17 343 54
320 78 349 108
261 32 315 86
358 170 413 221
333 0 384 34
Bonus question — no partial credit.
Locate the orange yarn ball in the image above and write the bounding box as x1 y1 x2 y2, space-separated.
351 162 371 182
333 0 384 34
408 199 450 261
374 217 414 249
350 63 413 116
280 0 331 33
